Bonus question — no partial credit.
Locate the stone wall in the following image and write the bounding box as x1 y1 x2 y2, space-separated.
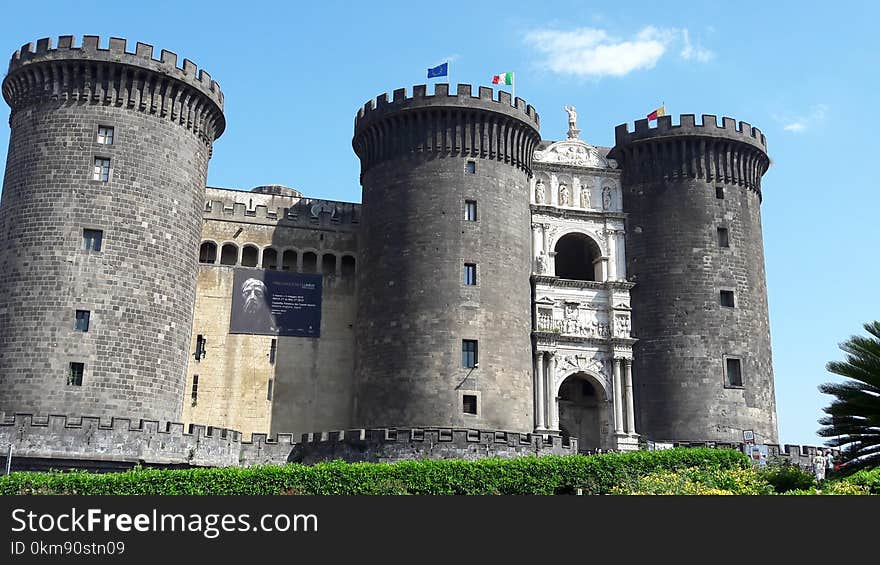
183 187 359 439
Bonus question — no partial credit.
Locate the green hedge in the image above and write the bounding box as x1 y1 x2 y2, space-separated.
0 448 748 496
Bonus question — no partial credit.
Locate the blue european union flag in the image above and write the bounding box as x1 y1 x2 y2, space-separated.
427 62 448 78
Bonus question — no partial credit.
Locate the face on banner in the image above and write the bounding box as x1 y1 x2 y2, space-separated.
229 268 322 337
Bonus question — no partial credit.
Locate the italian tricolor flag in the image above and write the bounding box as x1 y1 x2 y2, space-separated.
492 72 514 85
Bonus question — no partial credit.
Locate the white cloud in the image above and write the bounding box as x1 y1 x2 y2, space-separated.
781 104 828 133
525 26 713 78
680 29 714 62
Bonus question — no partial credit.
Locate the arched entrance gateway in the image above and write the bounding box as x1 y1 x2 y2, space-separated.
557 372 606 452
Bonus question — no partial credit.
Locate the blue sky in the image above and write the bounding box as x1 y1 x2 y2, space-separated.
0 0 876 446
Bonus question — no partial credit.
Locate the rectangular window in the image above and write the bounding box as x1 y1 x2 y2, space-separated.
68 362 84 386
716 186 724 199
463 263 477 285
462 339 478 368
462 394 478 415
194 334 206 361
725 358 743 387
465 160 476 174
267 379 274 401
720 290 735 308
464 200 477 221
82 229 103 252
74 310 90 332
191 375 199 403
97 125 114 145
269 338 277 364
717 227 730 248
93 157 110 181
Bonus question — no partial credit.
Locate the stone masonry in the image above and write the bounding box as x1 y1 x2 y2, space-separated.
0 34 783 469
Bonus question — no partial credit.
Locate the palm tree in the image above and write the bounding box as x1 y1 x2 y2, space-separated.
817 321 880 472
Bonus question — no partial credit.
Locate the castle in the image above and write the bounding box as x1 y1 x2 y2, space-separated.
0 35 788 470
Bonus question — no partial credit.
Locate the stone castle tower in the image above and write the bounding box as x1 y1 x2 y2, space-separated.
0 34 788 470
609 115 778 444
0 36 225 422
351 85 541 432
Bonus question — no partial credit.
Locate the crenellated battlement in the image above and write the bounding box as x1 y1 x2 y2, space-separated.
352 83 542 177
614 114 766 151
609 114 770 192
204 196 361 228
288 427 578 464
8 35 223 109
355 83 539 129
3 35 225 143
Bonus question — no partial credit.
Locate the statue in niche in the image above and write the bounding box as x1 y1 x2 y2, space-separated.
559 183 570 207
580 186 591 209
602 186 613 210
535 178 546 204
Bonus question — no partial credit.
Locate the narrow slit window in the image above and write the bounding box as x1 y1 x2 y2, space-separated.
82 229 103 252
93 157 110 181
68 362 84 386
194 334 207 361
267 379 274 401
74 310 90 332
462 394 478 415
465 161 476 174
269 339 277 364
462 339 478 368
717 227 730 248
464 200 477 221
720 290 735 308
725 358 743 387
191 375 199 403
97 125 114 145
464 263 477 285
716 186 725 199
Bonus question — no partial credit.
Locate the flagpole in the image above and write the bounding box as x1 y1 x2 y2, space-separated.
512 72 515 102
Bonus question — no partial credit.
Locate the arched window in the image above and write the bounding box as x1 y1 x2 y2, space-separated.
262 247 278 270
199 241 217 264
321 253 336 276
282 250 297 271
220 243 238 266
241 245 259 267
554 233 602 281
302 252 318 273
341 255 356 278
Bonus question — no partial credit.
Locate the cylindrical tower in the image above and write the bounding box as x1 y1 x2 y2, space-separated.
608 114 778 443
352 84 541 432
0 36 225 421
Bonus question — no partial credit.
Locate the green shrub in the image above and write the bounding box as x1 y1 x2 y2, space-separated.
842 467 880 494
759 461 816 493
0 448 748 496
611 466 774 495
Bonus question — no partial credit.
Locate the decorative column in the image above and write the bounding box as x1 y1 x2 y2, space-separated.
535 351 546 430
548 352 559 431
541 223 550 255
531 223 542 270
612 358 624 434
624 358 636 434
606 231 618 281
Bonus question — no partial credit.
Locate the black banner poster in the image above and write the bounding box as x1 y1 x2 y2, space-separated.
229 268 322 337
